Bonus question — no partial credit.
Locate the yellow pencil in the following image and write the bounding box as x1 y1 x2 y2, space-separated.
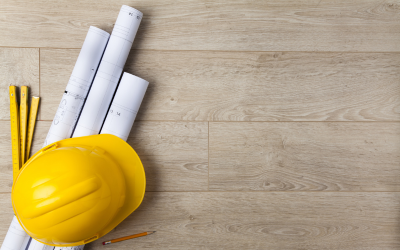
102 231 155 245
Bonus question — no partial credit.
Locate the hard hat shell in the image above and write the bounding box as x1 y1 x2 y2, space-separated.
12 134 146 247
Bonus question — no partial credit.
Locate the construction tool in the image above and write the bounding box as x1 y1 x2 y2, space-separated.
102 231 155 245
19 86 28 164
12 134 146 247
9 86 21 182
26 97 40 161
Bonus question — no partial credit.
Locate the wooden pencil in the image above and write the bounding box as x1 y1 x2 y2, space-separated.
102 231 156 245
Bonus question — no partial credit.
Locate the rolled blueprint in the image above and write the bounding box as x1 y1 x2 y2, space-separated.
73 5 143 138
0 217 30 250
0 217 79 250
43 26 110 147
100 73 149 140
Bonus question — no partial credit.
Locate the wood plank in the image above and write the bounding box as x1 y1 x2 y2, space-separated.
0 120 208 192
0 120 13 191
0 0 399 51
209 122 400 191
127 50 400 121
84 192 400 249
41 49 400 122
0 48 39 120
127 121 208 191
2 192 399 249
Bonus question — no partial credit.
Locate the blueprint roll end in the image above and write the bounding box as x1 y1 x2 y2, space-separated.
121 5 143 17
89 26 110 38
121 72 149 87
100 72 149 141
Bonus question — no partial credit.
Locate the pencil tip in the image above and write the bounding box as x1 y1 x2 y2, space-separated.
149 231 156 234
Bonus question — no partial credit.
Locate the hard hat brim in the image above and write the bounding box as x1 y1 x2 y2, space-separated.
14 134 146 246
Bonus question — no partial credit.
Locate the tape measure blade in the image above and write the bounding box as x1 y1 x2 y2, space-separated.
26 97 40 160
9 86 21 183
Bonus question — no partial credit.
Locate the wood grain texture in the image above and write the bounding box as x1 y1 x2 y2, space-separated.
0 48 39 120
84 192 400 250
127 50 400 121
41 49 400 122
0 0 399 52
1 1 400 249
209 122 400 191
0 120 16 192
127 121 208 191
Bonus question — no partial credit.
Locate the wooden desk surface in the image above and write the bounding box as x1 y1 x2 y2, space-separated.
0 1 399 249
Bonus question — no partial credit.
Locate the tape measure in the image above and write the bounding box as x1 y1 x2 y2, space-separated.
9 86 21 182
26 96 40 160
20 86 28 164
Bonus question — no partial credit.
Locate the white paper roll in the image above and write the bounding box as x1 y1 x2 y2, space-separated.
43 26 110 146
0 217 30 250
73 5 143 138
100 73 149 141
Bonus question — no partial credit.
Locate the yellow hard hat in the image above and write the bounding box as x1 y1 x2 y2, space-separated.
12 134 146 247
